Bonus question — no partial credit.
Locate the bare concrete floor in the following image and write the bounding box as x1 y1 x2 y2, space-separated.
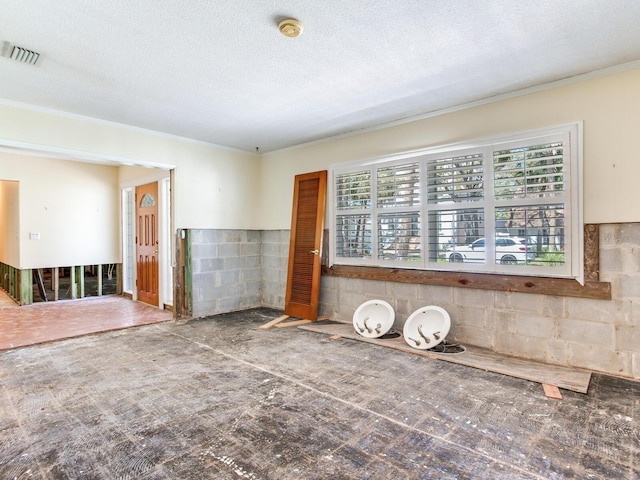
0 308 638 479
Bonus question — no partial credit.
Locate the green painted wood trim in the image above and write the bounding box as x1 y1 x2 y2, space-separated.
70 266 77 299
97 264 103 296
19 269 33 305
185 229 193 317
77 266 85 298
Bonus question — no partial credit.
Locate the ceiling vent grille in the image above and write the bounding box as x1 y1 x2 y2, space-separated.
9 45 40 65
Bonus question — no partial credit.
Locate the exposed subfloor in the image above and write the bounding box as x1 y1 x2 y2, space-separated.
0 308 638 479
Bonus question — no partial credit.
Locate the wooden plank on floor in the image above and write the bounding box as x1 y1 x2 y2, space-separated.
275 319 312 328
259 315 290 330
298 323 591 394
542 383 563 400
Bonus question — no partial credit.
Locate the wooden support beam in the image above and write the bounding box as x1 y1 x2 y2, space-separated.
275 319 313 328
53 267 59 301
97 264 103 296
259 315 290 330
323 265 611 300
19 269 33 306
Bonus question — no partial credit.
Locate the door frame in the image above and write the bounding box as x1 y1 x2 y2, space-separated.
120 170 173 309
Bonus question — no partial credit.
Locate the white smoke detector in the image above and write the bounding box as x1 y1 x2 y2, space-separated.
279 19 303 38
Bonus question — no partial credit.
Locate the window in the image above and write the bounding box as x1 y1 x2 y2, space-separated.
330 123 583 280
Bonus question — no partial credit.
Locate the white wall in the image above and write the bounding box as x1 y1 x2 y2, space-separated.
0 180 20 266
0 102 261 231
0 153 119 269
258 66 640 229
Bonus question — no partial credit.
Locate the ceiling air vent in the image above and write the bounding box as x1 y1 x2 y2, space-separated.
8 44 40 65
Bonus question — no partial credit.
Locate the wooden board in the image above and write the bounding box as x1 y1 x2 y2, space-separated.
299 323 592 394
275 319 312 328
259 315 290 330
543 383 563 400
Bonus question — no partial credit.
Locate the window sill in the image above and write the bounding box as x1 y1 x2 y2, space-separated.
322 264 611 300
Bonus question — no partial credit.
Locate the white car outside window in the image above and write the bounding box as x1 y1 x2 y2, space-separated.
446 237 535 265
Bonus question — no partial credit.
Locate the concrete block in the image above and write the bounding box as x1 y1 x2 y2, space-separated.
566 297 625 324
416 284 453 304
557 318 614 347
218 243 241 258
245 280 261 296
362 279 388 297
633 353 640 379
492 310 514 333
453 287 493 309
567 343 632 377
541 295 566 318
222 257 243 270
494 332 547 362
385 282 418 300
247 230 262 243
218 296 243 312
261 230 279 242
546 339 568 365
598 247 622 273
191 244 217 259
619 246 640 273
243 255 261 268
448 324 493 349
192 300 218 317
219 269 240 285
261 242 281 256
242 268 262 282
512 313 555 339
447 304 487 329
191 272 218 289
262 256 282 269
200 229 224 243
494 291 542 313
223 230 243 243
599 224 640 246
241 243 261 256
615 325 640 352
617 273 640 299
198 258 223 273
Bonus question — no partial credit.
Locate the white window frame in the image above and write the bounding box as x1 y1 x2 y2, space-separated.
328 122 584 283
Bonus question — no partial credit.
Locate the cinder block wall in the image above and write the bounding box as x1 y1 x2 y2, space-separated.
190 229 262 317
189 224 640 379
261 230 290 309
319 223 640 380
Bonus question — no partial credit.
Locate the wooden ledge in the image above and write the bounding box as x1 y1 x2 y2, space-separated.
322 265 611 300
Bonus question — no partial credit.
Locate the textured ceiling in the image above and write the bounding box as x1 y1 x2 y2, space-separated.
2 1 640 153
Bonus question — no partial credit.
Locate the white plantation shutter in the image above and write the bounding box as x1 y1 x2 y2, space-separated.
335 171 372 259
330 124 581 278
494 142 564 200
377 163 420 208
427 153 484 204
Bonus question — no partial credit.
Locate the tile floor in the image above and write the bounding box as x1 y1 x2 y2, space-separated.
0 307 638 479
0 290 173 351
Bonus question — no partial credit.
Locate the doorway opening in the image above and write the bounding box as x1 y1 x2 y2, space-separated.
122 174 173 310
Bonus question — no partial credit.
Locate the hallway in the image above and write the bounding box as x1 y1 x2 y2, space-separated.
0 290 173 351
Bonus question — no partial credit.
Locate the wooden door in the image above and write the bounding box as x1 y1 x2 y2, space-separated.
136 182 159 306
284 171 327 321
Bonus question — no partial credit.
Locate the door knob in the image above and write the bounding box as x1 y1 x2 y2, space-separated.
309 249 319 255
153 249 159 254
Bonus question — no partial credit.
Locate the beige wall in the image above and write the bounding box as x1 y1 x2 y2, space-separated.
0 179 20 266
0 153 119 269
0 102 261 231
258 66 640 229
1 66 639 267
